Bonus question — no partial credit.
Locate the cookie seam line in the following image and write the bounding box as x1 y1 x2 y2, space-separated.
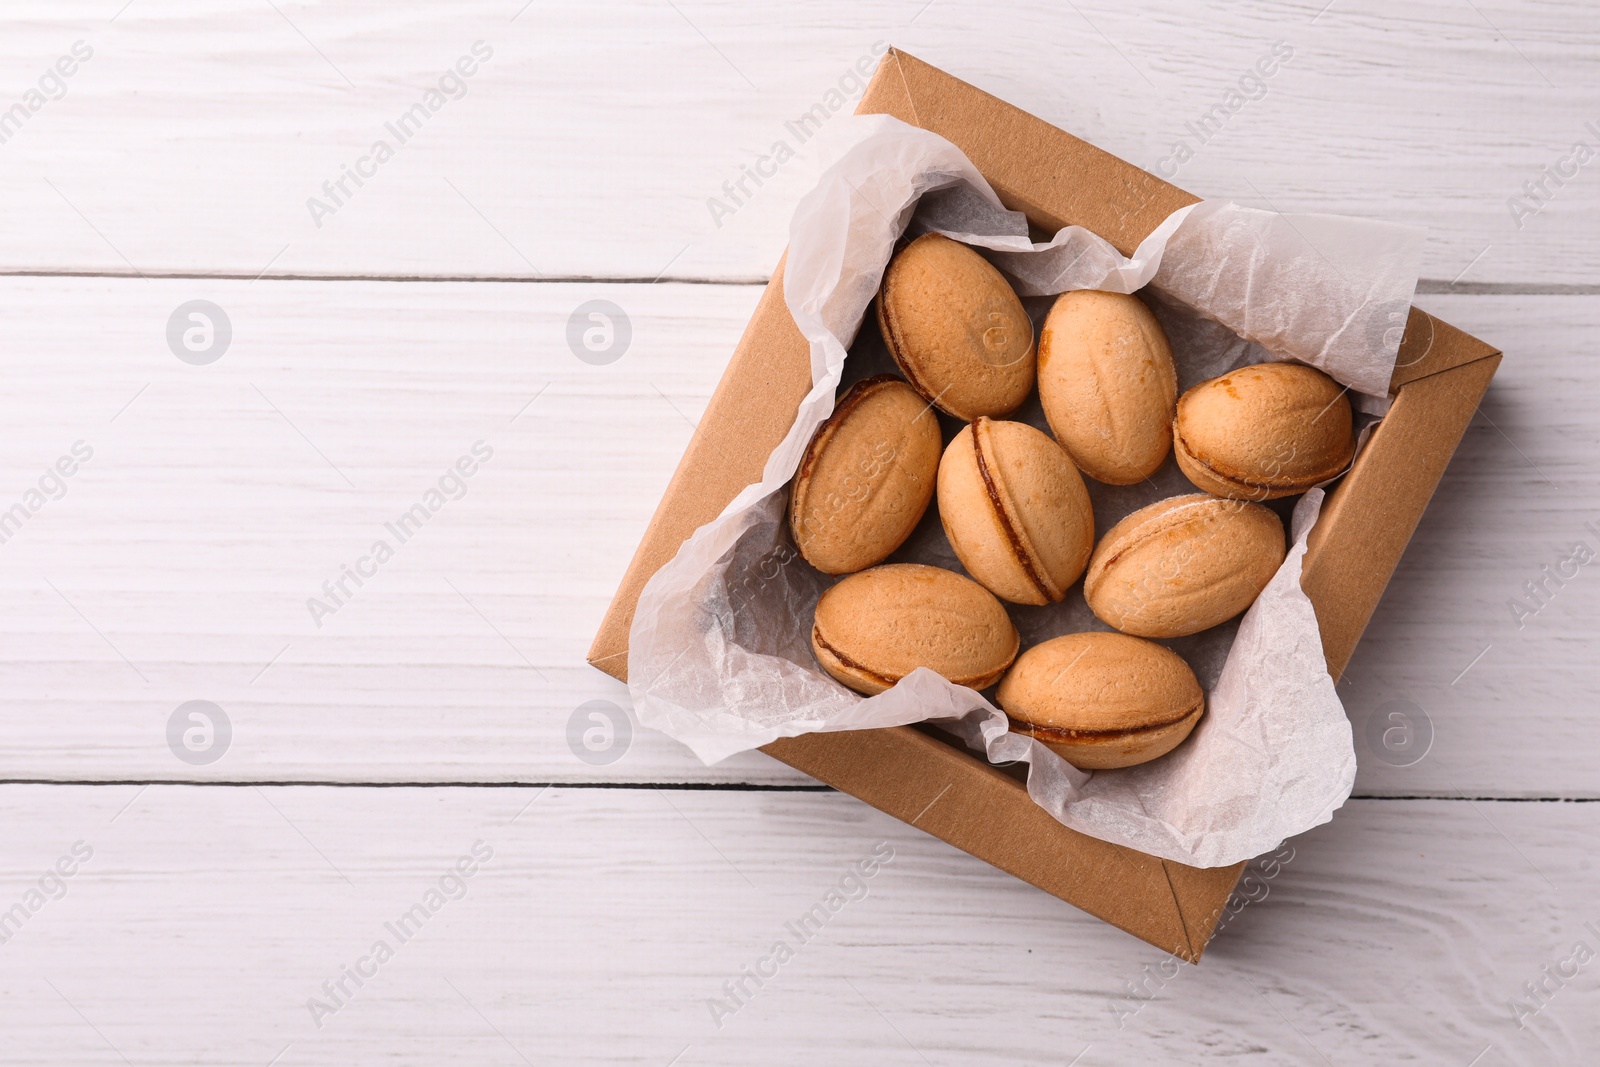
1005 699 1203 741
971 419 1055 602
1172 423 1350 494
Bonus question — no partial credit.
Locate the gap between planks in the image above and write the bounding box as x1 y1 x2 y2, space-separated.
0 269 1597 295
0 780 1595 803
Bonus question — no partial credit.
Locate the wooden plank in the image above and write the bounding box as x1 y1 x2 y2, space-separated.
0 275 798 784
1 5 1591 1059
0 1 1594 284
0 279 1590 793
1344 290 1600 797
0 786 1593 1065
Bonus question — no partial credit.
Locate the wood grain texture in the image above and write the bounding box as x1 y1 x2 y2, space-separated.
0 275 790 783
0 279 1590 794
0 3 1594 1058
0 786 1594 1066
1347 290 1600 796
0 1 1594 284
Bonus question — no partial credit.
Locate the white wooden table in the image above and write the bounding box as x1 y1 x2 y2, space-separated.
1 2 1596 1063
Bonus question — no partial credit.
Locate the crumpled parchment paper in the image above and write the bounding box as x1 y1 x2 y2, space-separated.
627 115 1423 867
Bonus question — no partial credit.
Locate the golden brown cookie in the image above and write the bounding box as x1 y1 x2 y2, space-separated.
1173 362 1356 500
811 563 1019 696
789 375 942 574
875 233 1034 421
1083 493 1285 638
997 631 1204 769
1037 289 1177 485
936 417 1095 605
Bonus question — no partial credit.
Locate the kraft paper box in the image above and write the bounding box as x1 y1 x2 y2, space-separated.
588 48 1501 959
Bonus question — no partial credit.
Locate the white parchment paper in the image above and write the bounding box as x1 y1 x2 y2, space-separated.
627 115 1423 868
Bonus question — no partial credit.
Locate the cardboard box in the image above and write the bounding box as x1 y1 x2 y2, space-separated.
588 49 1502 960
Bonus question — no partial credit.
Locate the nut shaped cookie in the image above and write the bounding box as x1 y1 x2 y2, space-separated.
936 417 1095 605
997 631 1205 769
1037 290 1178 485
1173 362 1356 500
1084 493 1285 638
789 375 942 574
811 563 1019 696
876 233 1035 421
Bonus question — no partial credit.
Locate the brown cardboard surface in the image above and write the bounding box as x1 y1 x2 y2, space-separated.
588 49 1502 956
762 726 1242 962
1389 306 1502 390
